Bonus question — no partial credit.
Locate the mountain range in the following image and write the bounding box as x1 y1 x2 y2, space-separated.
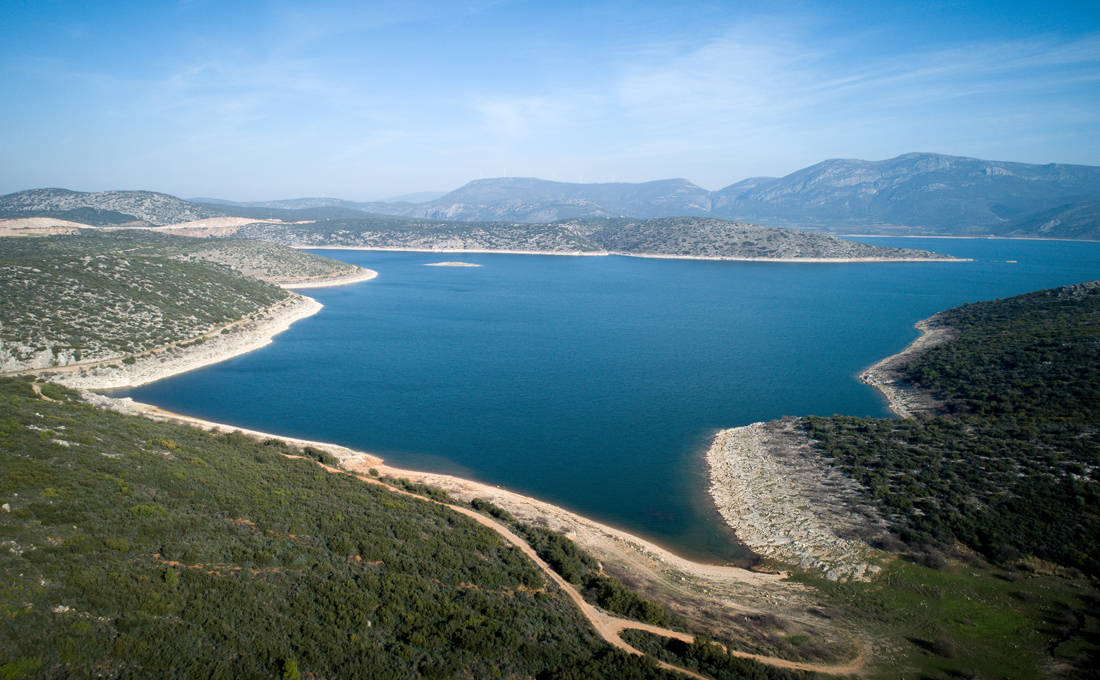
3 153 1098 239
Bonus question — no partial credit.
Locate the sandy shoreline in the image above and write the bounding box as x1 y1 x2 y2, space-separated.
279 266 378 288
40 295 323 390
300 244 970 263
858 315 954 418
87 389 869 652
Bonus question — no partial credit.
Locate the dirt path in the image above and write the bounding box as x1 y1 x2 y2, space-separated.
85 393 869 676
297 456 866 677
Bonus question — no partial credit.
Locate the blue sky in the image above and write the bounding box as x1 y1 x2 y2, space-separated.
2 0 1098 199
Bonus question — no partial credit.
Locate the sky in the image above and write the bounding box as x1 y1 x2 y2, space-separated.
1 0 1099 200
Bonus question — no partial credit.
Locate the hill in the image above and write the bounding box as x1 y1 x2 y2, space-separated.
711 153 1100 236
0 188 223 226
342 153 1100 238
6 152 1098 238
0 377 682 679
237 215 954 260
709 281 1100 677
361 177 714 222
0 231 365 380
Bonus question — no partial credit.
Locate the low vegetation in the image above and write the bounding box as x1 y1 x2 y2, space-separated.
514 522 671 627
0 231 355 371
0 378 687 679
621 630 811 680
804 281 1100 573
237 214 949 260
786 281 1100 677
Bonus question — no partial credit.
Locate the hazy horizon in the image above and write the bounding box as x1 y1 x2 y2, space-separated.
2 1 1098 201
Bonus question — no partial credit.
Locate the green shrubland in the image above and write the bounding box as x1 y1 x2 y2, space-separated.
0 378 681 679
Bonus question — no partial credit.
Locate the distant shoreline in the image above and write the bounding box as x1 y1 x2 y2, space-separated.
300 245 971 263
841 233 1100 244
23 267 377 390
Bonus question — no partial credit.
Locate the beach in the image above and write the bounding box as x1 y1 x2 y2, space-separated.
86 388 863 660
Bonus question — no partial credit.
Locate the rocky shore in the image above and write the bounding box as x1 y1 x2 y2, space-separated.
706 419 888 581
859 316 955 417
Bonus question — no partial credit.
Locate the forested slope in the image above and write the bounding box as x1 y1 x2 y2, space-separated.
803 282 1100 573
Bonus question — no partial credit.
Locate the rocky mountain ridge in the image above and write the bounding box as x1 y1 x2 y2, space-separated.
4 152 1098 238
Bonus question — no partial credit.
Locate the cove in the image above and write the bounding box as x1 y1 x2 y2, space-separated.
114 238 1100 562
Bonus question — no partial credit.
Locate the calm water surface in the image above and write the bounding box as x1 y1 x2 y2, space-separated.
115 238 1100 561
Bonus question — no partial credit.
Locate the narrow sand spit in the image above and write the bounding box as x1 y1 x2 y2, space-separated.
859 315 955 417
707 420 888 582
423 261 483 267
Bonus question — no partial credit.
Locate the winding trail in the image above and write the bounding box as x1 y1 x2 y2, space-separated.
291 451 867 678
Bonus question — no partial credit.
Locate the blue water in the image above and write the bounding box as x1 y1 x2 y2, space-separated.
115 238 1100 562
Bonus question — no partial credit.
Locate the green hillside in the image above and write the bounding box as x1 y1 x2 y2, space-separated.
804 281 1100 572
237 215 950 260
0 378 679 679
0 231 357 371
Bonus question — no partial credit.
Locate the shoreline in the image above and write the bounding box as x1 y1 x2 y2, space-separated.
299 244 970 263
85 390 868 661
7 268 377 389
841 233 1100 244
40 294 323 390
705 420 887 582
858 315 954 418
279 265 378 288
86 390 867 652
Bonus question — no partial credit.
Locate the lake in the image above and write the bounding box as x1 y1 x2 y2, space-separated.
114 238 1100 562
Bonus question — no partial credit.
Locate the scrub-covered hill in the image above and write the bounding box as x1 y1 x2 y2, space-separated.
0 231 367 381
0 378 682 679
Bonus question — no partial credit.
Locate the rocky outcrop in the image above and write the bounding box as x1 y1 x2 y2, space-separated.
707 419 889 581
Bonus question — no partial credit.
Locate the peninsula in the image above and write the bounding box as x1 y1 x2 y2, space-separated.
3 226 1095 678
0 188 964 262
707 281 1100 677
